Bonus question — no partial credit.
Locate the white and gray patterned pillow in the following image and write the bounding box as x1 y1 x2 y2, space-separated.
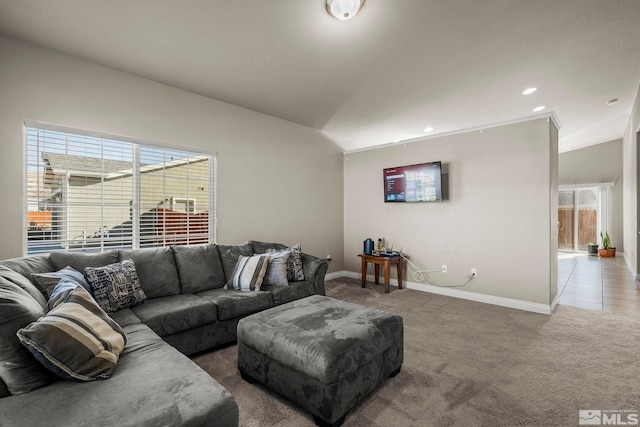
289 244 305 281
226 254 270 292
84 259 147 312
260 250 290 287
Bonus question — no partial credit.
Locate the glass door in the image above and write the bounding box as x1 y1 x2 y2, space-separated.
558 187 598 251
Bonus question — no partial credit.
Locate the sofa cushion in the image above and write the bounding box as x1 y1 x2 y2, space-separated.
31 266 91 299
172 243 226 293
0 323 239 427
217 242 254 281
197 289 273 321
131 294 217 337
0 265 47 309
0 254 54 280
17 284 127 382
261 250 290 287
84 260 147 313
49 250 119 272
118 247 181 298
226 254 270 292
0 278 53 394
108 308 142 328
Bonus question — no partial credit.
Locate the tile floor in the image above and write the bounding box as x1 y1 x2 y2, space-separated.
558 252 640 317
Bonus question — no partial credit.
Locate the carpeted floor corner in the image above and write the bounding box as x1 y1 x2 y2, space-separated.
192 279 640 426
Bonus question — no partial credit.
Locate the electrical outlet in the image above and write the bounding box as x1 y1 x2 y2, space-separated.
326 254 332 261
441 264 447 273
471 268 477 276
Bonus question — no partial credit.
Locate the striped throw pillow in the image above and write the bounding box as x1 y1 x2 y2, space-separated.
227 254 270 291
17 285 127 381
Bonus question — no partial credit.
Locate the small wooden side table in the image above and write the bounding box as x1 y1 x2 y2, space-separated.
358 254 403 294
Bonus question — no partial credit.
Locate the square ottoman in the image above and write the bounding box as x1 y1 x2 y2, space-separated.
237 295 403 427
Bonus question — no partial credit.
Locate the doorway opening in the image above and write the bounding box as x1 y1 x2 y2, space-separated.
558 184 612 252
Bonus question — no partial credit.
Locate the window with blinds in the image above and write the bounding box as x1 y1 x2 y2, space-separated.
25 124 216 255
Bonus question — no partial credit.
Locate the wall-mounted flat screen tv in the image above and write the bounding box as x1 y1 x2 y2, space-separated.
383 161 442 203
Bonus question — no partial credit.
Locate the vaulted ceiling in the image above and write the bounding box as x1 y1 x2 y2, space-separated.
1 0 639 152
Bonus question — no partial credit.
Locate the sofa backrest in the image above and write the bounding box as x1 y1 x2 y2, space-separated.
118 247 181 299
171 243 226 293
216 242 254 283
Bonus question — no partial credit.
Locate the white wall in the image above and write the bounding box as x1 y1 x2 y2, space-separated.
623 83 640 276
0 35 344 270
559 139 623 251
343 118 558 308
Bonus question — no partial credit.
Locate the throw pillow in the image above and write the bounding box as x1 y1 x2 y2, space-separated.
288 244 305 281
226 254 270 292
17 284 127 381
0 277 54 394
84 259 147 313
31 266 91 299
261 250 290 287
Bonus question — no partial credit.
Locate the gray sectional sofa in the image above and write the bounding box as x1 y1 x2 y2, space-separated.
0 240 328 427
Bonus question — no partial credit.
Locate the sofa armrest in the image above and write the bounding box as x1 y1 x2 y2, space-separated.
301 253 328 296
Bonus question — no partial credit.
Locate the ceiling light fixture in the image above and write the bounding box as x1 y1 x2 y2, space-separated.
424 126 434 132
326 0 365 21
532 105 546 112
522 87 537 95
607 98 619 105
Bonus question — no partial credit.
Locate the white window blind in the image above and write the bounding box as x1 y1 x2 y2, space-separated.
25 124 215 254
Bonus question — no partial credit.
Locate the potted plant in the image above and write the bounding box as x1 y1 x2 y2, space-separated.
586 242 599 255
598 231 616 257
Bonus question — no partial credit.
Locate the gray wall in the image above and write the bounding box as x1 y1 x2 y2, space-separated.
343 118 558 306
558 139 623 252
623 83 640 276
0 35 345 271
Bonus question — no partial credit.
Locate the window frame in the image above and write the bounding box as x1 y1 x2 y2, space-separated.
24 121 217 255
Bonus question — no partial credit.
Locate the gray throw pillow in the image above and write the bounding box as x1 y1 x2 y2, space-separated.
84 259 147 313
261 250 290 287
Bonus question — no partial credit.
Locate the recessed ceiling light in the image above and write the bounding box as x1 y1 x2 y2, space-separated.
532 106 546 112
522 87 537 95
424 126 434 132
607 98 619 105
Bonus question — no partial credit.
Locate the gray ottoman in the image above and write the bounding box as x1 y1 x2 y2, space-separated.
237 295 403 426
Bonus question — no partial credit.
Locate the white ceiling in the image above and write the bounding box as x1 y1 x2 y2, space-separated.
1 0 639 153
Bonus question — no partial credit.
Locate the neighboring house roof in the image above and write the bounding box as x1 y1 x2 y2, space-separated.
43 152 133 178
42 152 208 179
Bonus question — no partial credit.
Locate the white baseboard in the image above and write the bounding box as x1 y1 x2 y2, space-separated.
327 270 555 315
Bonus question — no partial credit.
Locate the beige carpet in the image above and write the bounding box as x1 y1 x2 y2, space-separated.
192 279 640 426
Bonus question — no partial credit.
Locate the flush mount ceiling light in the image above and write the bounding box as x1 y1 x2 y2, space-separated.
423 126 434 132
326 0 365 20
522 87 537 95
532 105 546 112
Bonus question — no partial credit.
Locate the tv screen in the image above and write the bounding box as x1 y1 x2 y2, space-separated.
383 161 442 203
